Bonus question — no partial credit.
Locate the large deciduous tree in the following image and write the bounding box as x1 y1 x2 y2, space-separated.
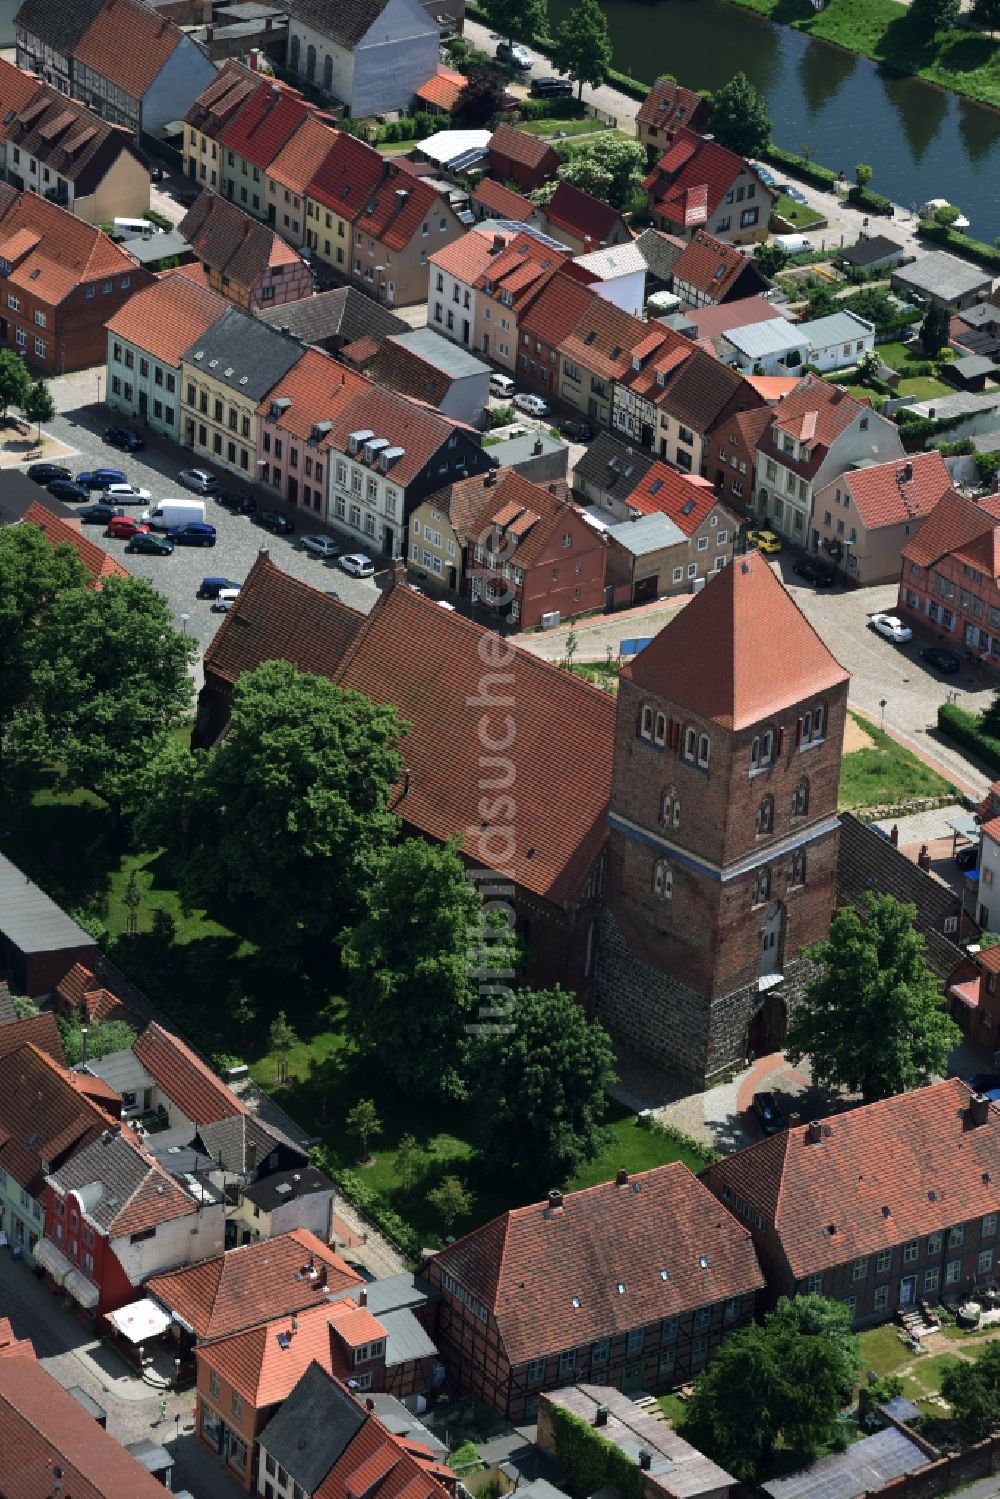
920 303 950 357
559 134 647 213
475 987 616 1184
8 576 195 813
971 0 1000 36
483 0 547 48
342 837 517 1102
909 0 960 32
941 1342 1000 1441
786 892 960 1104
138 660 404 961
551 0 613 99
708 72 771 158
685 1296 861 1483
0 349 30 420
0 525 87 723
457 67 508 128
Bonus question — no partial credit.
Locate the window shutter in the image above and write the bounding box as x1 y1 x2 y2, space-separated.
795 717 803 746
776 727 785 755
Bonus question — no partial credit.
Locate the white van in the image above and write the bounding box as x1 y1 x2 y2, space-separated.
113 216 154 238
772 233 814 254
489 373 515 399
142 497 206 530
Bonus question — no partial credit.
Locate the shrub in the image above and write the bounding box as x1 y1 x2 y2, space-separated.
758 142 838 192
635 1112 721 1168
487 402 514 429
937 702 1000 772
847 185 894 216
917 219 1000 272
518 95 586 121
330 1165 422 1259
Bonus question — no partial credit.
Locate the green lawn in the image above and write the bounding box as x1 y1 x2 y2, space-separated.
569 659 621 694
772 193 826 230
520 117 604 138
725 0 1000 112
839 711 956 811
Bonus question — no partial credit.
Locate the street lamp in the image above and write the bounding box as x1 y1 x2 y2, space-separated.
180 613 189 635
96 372 102 408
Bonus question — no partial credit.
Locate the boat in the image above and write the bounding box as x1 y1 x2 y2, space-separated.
921 198 970 230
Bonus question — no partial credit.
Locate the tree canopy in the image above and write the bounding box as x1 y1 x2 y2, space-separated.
482 0 547 46
24 379 55 438
551 0 613 98
0 349 30 419
709 73 771 158
139 660 405 961
57 1014 137 1066
8 575 195 812
475 987 616 1184
920 303 950 357
940 1342 1000 1441
342 837 517 1101
786 892 960 1103
559 135 647 213
685 1296 862 1482
909 0 960 31
972 0 1000 36
0 524 87 723
457 67 508 128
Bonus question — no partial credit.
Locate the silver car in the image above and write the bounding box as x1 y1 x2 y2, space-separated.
301 534 341 560
339 552 375 578
178 467 219 495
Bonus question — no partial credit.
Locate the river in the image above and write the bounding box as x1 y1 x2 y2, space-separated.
546 0 1000 241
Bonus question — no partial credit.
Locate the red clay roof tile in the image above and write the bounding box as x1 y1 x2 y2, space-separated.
834 450 953 532
132 1021 244 1126
105 270 228 369
546 180 629 248
74 0 183 101
306 131 384 220
489 122 558 171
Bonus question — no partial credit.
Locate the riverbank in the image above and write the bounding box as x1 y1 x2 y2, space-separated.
724 0 1000 112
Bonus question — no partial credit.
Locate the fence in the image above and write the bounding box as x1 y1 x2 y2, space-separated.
867 1434 1000 1499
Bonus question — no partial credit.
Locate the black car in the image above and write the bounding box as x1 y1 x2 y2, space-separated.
257 510 295 535
151 166 164 183
127 531 174 556
196 575 242 599
168 522 217 547
791 556 835 586
104 425 145 452
27 462 72 484
559 418 593 442
77 502 125 525
216 490 258 516
530 75 573 98
47 479 90 503
920 646 962 675
956 841 980 870
751 1091 787 1136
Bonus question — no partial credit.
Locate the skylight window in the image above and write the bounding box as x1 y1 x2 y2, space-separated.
699 1256 709 1269
584 330 596 345
617 1282 626 1294
650 479 663 495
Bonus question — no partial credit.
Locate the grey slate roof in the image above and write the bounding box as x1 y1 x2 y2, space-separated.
259 286 407 347
182 305 304 402
607 512 686 557
634 226 687 283
198 1110 306 1175
388 327 490 379
836 812 965 978
573 431 656 497
0 850 97 955
951 354 996 378
240 1162 334 1211
378 1307 438 1367
258 1361 367 1494
48 1130 150 1230
13 0 106 57
286 0 400 49
839 235 903 268
330 1270 437 1317
366 1395 447 1459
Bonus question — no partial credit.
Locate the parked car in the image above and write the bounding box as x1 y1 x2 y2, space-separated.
103 425 145 452
216 490 257 515
257 510 295 535
869 612 913 644
105 483 151 505
27 462 71 484
196 576 241 600
150 165 164 183
489 372 515 399
752 1091 786 1136
212 587 241 612
920 646 961 674
513 391 549 417
106 515 150 539
77 502 125 525
339 552 375 577
955 841 980 870
791 556 834 586
167 522 217 547
47 479 89 503
530 75 573 98
178 467 219 495
746 528 782 554
558 418 593 442
496 39 532 67
76 467 127 491
300 534 341 559
127 531 174 555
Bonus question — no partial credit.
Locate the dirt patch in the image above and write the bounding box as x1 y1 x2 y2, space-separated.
843 714 876 754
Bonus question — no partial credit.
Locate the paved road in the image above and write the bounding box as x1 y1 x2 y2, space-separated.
27 402 382 651
463 16 641 131
0 1250 245 1497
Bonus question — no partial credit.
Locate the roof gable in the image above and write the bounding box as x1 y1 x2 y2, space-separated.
73 0 184 101
672 229 763 299
627 548 849 729
105 269 228 367
900 487 996 570
22 499 130 584
489 123 557 171
132 1021 244 1126
0 1043 106 1193
837 450 954 532
636 77 707 131
306 131 384 220
547 180 627 247
222 83 313 171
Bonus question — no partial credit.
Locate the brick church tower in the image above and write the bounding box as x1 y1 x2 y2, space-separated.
596 551 850 1088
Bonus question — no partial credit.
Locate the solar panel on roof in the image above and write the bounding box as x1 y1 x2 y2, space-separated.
650 479 663 495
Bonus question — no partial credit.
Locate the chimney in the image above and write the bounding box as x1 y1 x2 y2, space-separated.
969 1093 991 1128
615 1168 628 1186
391 556 406 588
247 1140 257 1171
291 1315 298 1335
484 468 498 486
547 1188 563 1212
532 439 542 455
317 1262 328 1289
807 1119 823 1144
249 47 260 71
366 1397 375 1411
903 461 913 481
80 1026 89 1066
639 1452 652 1471
359 1287 368 1306
291 1173 301 1198
493 233 504 252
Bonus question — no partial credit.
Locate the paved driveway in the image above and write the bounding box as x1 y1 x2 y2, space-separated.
30 404 382 651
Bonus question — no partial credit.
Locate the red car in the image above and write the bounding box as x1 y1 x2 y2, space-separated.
106 515 150 540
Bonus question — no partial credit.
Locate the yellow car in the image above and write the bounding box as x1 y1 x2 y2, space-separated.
746 528 782 555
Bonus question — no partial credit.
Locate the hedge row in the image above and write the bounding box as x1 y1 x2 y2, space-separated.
847 184 894 216
758 142 838 192
917 219 1000 273
937 703 1000 774
329 1165 421 1261
518 95 586 120
873 309 923 340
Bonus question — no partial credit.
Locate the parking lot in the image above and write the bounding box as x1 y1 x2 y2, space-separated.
34 406 382 650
